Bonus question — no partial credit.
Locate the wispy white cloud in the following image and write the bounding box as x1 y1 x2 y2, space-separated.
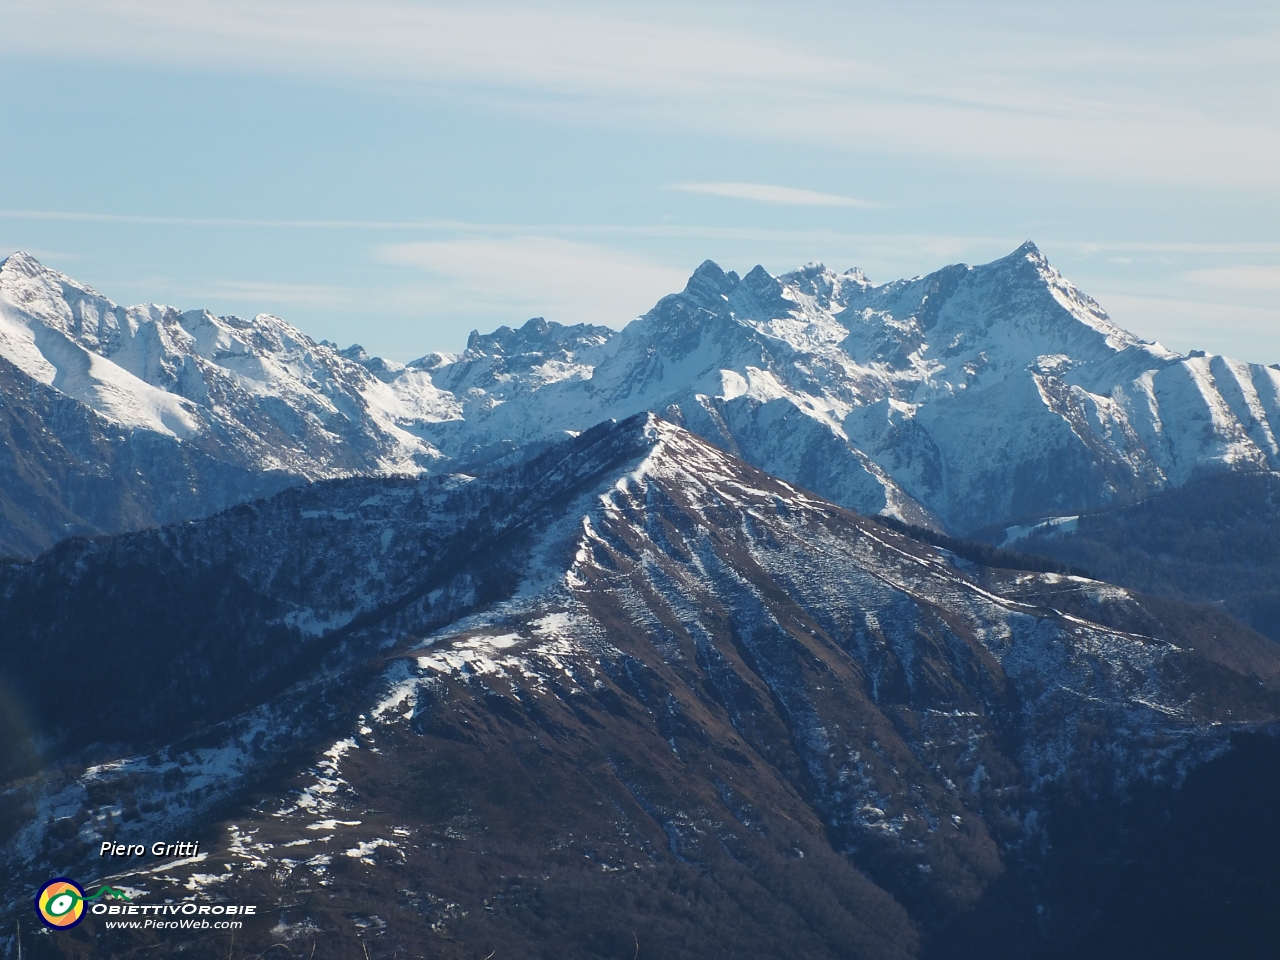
0 209 464 230
3 0 1277 188
0 210 995 249
201 280 352 307
1049 240 1280 256
1091 289 1279 363
1186 265 1280 292
667 182 876 208
379 237 689 327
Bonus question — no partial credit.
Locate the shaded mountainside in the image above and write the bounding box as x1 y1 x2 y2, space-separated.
928 728 1280 960
3 417 1280 959
0 354 295 558
988 470 1280 642
0 418 672 782
4 244 1280 556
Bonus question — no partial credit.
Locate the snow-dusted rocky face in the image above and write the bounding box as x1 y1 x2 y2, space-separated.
3 243 1279 557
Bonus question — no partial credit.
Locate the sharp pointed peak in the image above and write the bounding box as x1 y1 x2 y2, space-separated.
972 240 1052 278
0 250 115 304
520 316 553 335
681 259 741 303
1 250 49 274
1009 239 1046 263
686 258 739 284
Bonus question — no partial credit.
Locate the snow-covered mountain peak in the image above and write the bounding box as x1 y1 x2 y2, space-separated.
779 260 870 311
0 249 51 281
623 412 824 513
0 249 72 283
680 258 741 304
0 249 116 341
1011 237 1044 260
354 244 1280 532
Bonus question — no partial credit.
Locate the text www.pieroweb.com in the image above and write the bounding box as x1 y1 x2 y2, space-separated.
103 918 243 930
93 902 256 931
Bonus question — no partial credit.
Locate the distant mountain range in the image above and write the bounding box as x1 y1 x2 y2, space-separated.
3 244 1278 557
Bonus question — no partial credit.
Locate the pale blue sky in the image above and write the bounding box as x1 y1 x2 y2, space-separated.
1 0 1277 362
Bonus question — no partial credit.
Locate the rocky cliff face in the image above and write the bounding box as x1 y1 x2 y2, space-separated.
3 417 1277 958
4 244 1279 557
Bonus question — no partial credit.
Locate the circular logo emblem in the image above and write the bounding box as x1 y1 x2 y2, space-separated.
35 878 86 929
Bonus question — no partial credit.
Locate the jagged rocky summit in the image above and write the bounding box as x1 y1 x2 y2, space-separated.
2 243 1278 557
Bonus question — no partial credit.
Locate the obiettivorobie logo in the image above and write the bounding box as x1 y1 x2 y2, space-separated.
34 877 260 933
35 878 131 929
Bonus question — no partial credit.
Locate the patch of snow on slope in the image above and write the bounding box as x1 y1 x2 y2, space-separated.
283 738 358 817
1000 516 1079 547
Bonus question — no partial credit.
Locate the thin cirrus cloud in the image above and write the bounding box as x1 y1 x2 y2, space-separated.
202 280 353 308
1185 266 1280 292
3 1 1277 188
379 238 690 328
1092 289 1279 363
667 182 877 208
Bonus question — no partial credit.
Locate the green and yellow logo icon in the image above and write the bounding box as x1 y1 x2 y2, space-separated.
35 878 85 928
35 878 130 929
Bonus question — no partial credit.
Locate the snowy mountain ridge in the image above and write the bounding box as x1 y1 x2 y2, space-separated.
2 242 1278 555
0 250 456 475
